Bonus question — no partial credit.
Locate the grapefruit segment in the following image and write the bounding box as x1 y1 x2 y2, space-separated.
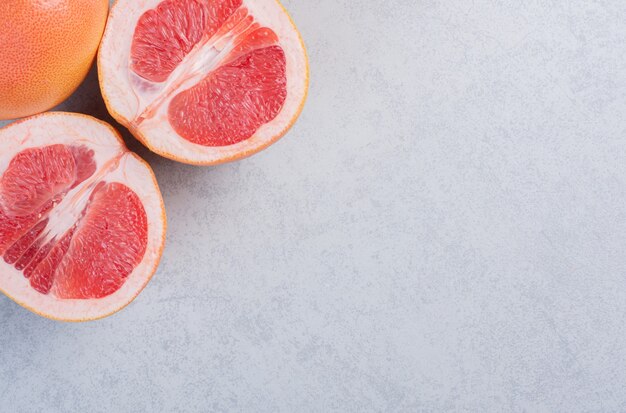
168 45 287 146
53 182 148 300
4 219 48 265
0 113 166 321
0 204 48 258
29 228 74 295
99 0 309 165
0 145 79 217
131 0 243 83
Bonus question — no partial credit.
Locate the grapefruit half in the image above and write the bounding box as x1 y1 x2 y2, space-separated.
0 113 166 321
0 0 109 120
99 0 309 165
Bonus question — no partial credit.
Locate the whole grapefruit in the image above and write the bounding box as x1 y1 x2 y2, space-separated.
0 0 109 120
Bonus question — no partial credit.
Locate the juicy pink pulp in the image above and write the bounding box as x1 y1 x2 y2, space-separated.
0 145 148 299
131 0 288 147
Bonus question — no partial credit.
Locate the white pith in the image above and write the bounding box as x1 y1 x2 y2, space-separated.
0 113 165 321
99 0 308 164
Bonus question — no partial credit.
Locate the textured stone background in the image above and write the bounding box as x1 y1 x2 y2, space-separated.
2 1 626 412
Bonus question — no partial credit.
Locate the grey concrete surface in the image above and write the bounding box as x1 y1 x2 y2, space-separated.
2 1 626 412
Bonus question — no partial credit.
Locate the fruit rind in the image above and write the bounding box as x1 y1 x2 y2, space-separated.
0 0 109 120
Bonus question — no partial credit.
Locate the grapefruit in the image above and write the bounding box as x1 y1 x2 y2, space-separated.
99 0 309 165
0 0 109 120
0 113 166 321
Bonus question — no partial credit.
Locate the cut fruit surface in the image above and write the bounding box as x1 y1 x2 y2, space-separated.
0 113 166 321
99 0 309 165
